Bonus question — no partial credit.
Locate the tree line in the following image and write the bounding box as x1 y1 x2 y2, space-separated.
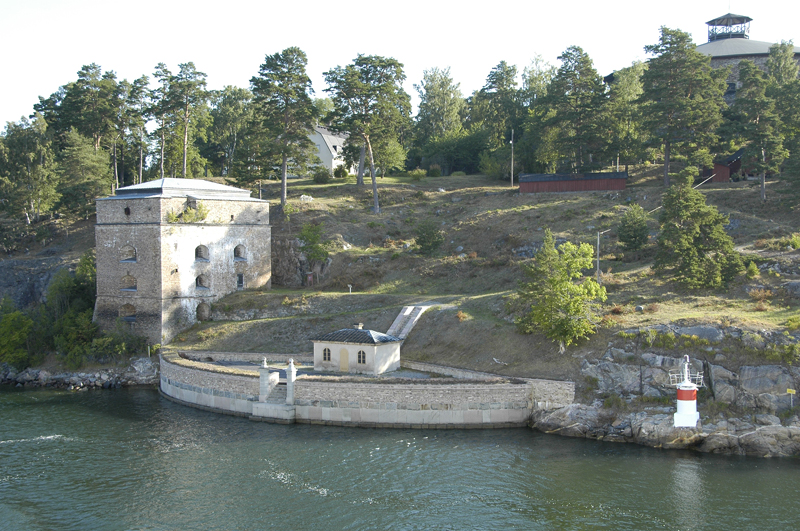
2 27 799 223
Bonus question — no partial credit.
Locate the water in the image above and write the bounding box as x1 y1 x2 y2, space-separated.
1 387 799 531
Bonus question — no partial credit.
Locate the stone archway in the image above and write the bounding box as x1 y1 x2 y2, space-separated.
196 302 211 321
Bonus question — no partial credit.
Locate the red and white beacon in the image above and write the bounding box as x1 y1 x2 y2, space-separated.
670 355 704 428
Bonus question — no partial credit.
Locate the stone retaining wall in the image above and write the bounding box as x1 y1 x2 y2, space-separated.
292 380 533 428
179 351 313 364
159 354 259 416
401 360 575 409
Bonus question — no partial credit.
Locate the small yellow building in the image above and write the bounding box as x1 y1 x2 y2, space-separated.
310 324 401 376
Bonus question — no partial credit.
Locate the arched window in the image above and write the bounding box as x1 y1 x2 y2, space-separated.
120 245 137 262
323 348 331 362
121 275 137 291
357 350 366 364
119 304 136 322
234 244 246 261
195 245 209 261
196 302 211 321
195 274 210 289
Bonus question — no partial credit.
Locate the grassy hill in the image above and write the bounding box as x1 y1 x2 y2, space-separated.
172 167 800 387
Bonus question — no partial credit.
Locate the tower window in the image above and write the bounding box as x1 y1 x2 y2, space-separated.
195 245 209 261
120 245 137 262
196 274 210 289
119 304 136 322
234 244 246 261
120 275 137 291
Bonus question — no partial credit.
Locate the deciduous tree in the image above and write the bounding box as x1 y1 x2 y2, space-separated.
514 229 606 351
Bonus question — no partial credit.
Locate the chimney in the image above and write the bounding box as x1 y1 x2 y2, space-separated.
354 323 363 330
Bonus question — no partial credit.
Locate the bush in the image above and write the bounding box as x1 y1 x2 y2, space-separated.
427 164 442 177
451 171 466 176
415 220 445 255
408 168 426 181
746 261 760 279
333 165 348 179
787 316 800 331
312 167 331 184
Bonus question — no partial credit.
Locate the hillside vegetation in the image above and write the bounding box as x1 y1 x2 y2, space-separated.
172 167 800 385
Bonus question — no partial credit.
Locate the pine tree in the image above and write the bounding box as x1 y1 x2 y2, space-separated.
641 27 727 186
617 203 650 252
654 168 743 288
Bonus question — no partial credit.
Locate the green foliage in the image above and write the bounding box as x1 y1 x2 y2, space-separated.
617 203 649 251
408 168 426 181
298 222 329 265
414 67 466 148
746 261 760 279
167 201 209 223
451 171 466 176
415 220 445 255
479 147 514 179
426 164 442 177
514 229 607 349
641 27 727 186
787 316 800 331
654 167 744 288
333 165 348 179
312 166 331 184
0 307 33 370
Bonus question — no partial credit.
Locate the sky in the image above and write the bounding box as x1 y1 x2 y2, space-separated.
1 0 798 128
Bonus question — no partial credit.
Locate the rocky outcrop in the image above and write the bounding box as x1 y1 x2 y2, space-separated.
0 255 73 308
531 406 800 457
1 357 159 389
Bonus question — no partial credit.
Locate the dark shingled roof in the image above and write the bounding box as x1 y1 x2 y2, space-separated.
310 328 401 344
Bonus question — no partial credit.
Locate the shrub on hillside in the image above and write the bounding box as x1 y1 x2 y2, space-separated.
617 204 649 252
415 220 445 255
333 165 348 179
451 171 466 176
312 167 331 184
409 168 426 181
427 164 442 177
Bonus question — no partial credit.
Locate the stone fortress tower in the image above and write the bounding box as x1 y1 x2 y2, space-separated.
93 178 270 345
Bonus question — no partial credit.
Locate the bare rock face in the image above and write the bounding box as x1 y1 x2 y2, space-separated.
0 256 71 308
271 238 305 287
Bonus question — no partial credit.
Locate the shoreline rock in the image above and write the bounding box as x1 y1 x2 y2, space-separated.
0 357 159 390
531 404 800 457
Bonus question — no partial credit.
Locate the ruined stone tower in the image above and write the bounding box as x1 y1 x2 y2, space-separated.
94 178 270 344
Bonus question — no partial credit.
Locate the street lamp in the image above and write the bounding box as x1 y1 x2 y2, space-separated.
510 128 515 188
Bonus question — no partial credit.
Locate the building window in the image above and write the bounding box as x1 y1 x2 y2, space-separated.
357 350 366 364
237 273 244 290
323 348 331 361
120 245 137 262
195 245 209 261
124 206 131 216
196 274 210 289
196 302 211 321
120 275 137 291
119 304 136 322
234 244 246 261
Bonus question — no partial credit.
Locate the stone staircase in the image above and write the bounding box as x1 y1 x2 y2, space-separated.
265 384 287 404
386 305 431 340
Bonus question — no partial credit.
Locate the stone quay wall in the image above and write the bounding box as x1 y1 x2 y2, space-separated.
179 351 313 364
293 380 533 428
402 360 575 409
159 354 259 416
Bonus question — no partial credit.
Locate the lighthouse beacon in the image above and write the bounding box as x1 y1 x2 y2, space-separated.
669 355 704 428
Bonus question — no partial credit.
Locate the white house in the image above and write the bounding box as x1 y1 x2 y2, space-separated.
310 126 349 175
310 323 401 376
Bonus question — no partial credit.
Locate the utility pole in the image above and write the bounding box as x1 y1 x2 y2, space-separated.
510 128 515 188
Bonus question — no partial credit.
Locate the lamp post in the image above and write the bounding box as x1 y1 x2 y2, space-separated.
510 128 515 188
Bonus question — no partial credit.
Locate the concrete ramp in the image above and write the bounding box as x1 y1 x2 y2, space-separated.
386 305 432 340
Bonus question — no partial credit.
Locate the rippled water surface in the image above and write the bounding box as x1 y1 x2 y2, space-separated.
2 387 799 530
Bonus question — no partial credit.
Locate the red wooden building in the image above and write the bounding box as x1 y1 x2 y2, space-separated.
519 172 627 193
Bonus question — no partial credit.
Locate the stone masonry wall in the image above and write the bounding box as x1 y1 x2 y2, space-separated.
160 354 259 397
